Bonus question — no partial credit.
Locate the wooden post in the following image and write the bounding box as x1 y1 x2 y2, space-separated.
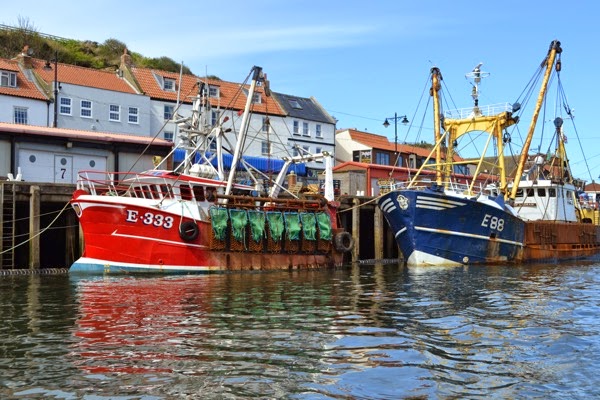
65 209 78 267
352 198 360 262
29 185 40 269
374 206 383 260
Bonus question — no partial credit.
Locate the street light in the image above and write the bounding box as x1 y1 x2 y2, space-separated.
43 51 59 128
383 112 409 162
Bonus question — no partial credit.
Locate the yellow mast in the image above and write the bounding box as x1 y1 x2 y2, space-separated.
431 67 443 185
509 40 562 200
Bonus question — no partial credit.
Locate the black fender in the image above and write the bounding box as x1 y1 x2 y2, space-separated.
333 232 354 253
179 221 199 241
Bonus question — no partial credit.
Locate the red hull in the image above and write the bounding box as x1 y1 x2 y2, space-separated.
71 196 346 273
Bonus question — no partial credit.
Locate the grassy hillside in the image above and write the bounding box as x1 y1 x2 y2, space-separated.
0 19 198 75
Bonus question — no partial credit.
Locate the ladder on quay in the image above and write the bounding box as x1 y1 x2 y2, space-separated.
1 183 16 269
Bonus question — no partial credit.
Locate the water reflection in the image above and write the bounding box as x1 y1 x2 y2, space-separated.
1 263 599 399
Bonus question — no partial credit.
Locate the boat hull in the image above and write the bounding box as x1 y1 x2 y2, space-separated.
378 189 525 266
523 220 600 263
70 196 345 274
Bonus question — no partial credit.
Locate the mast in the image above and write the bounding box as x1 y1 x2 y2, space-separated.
509 40 562 200
431 67 443 185
224 66 264 197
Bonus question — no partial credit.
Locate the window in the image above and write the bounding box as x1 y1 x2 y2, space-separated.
128 107 139 124
537 188 546 197
164 131 174 141
293 120 300 135
316 124 322 138
549 188 556 197
261 141 272 155
209 85 220 98
80 100 92 118
211 111 218 126
252 93 262 104
13 107 27 124
163 77 176 91
1 71 17 87
376 152 390 165
315 147 323 163
288 98 302 109
262 117 270 132
164 105 174 121
302 122 309 136
59 97 72 115
109 104 120 121
302 145 310 153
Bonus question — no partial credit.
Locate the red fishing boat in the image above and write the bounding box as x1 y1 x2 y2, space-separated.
70 66 353 274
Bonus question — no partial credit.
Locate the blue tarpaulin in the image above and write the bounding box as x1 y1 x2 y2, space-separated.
173 149 306 176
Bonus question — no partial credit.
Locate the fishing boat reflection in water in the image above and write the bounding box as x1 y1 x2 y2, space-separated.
72 276 216 374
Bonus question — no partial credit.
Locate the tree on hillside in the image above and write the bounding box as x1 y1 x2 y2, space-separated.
142 56 193 74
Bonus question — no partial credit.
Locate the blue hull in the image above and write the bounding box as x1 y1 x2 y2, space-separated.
378 188 525 266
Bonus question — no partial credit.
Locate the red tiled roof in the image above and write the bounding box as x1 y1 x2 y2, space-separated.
130 67 285 115
0 59 48 101
340 128 462 161
0 122 172 147
32 59 137 94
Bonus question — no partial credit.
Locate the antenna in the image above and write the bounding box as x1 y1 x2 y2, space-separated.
465 62 490 112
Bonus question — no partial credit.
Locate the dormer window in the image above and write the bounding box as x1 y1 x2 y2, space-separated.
252 92 262 104
1 71 17 88
209 85 220 98
163 77 176 91
288 98 302 109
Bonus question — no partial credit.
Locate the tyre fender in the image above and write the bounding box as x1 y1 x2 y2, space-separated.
333 232 354 253
179 221 199 242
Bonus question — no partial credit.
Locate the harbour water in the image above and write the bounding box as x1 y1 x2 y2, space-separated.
1 262 599 399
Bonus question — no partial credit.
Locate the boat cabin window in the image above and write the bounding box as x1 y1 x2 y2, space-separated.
133 186 143 198
515 189 523 198
526 188 534 197
179 184 193 200
537 188 546 197
193 186 205 201
549 188 556 197
206 188 216 202
141 185 155 199
160 184 173 198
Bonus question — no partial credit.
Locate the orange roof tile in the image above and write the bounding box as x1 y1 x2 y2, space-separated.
340 128 462 161
0 59 48 101
130 67 285 115
32 59 137 94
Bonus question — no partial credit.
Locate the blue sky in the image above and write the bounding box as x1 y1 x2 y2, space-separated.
6 0 600 180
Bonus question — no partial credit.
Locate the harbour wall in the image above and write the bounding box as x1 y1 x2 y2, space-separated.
0 182 400 271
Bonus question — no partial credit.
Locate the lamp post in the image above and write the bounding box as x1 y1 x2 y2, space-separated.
43 51 59 128
383 112 409 163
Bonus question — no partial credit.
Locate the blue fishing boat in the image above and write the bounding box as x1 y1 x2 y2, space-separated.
379 40 599 266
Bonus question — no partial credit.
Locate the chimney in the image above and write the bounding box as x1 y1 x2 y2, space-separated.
120 47 132 68
15 45 33 69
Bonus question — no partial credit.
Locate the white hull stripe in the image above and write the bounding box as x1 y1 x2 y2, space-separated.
395 227 407 238
111 230 208 249
416 196 466 208
416 205 446 210
380 198 396 213
72 257 214 271
415 226 524 247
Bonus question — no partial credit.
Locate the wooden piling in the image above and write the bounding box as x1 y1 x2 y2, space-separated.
374 206 383 259
352 198 360 263
29 185 40 269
